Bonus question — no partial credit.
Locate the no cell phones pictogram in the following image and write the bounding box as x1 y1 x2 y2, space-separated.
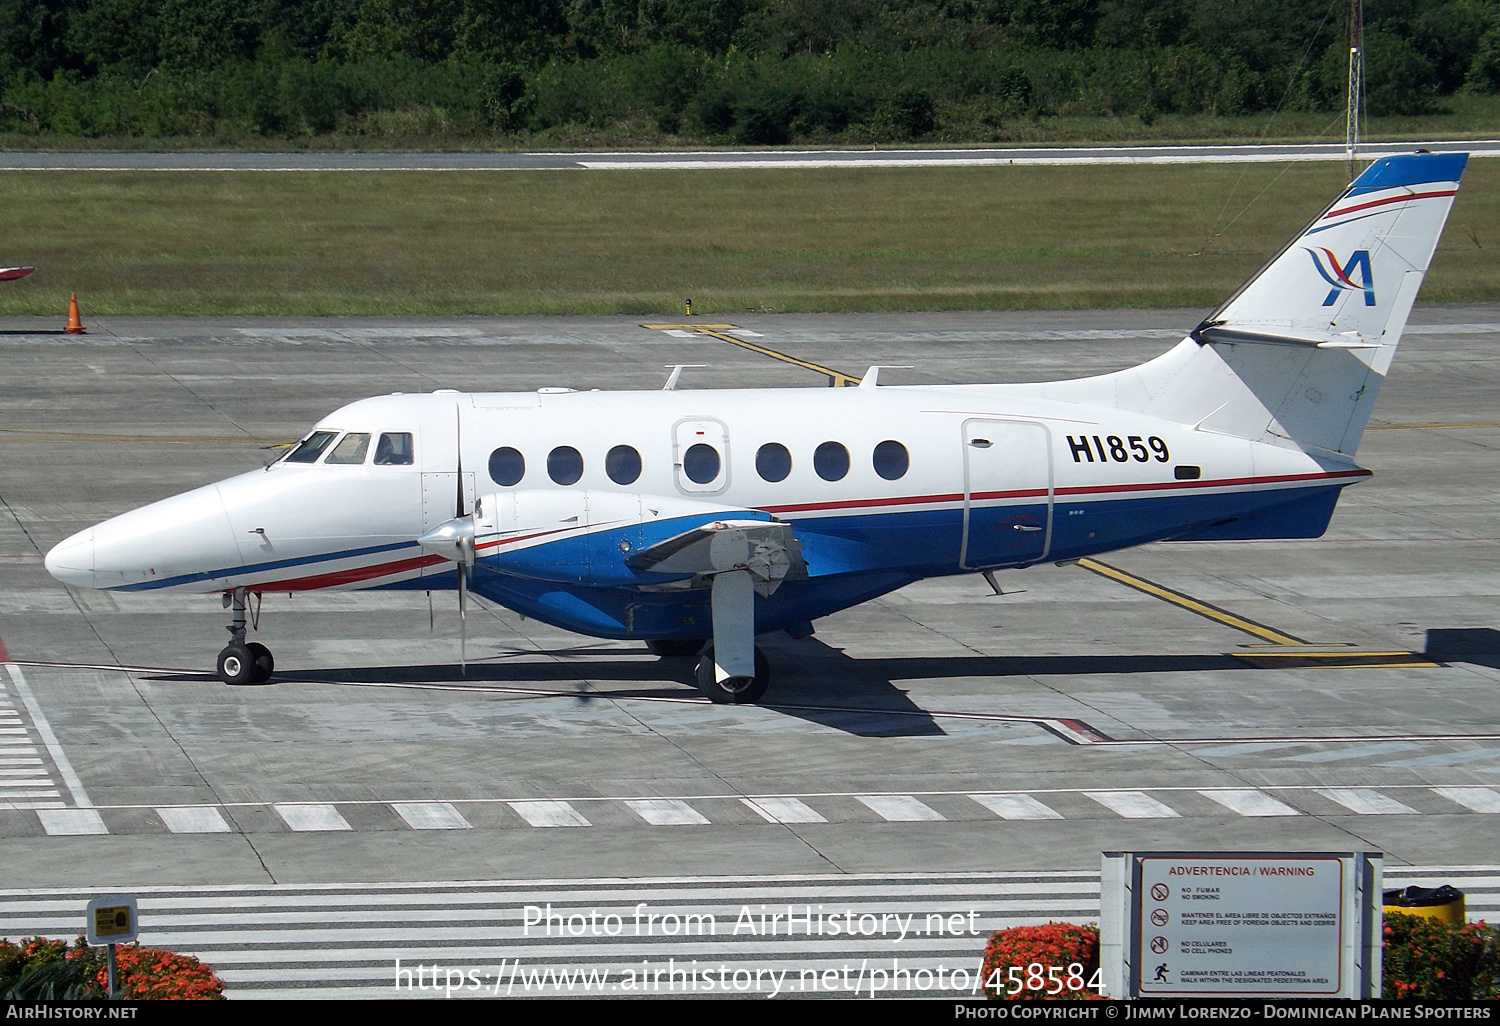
1150 935 1169 954
1151 883 1170 902
1150 908 1169 927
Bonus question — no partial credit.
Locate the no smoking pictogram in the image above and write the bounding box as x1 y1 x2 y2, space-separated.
1151 883 1170 902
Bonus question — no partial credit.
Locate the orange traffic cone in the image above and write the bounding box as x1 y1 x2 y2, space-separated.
64 293 86 334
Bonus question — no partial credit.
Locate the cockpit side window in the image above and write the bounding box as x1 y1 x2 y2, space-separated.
374 432 415 466
325 432 371 465
284 430 339 464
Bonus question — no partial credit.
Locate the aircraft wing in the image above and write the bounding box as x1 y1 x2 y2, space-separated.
0 266 35 281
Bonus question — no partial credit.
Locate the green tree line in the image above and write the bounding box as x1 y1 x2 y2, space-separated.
3 0 1499 143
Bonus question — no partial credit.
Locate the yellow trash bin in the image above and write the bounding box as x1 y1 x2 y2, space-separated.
1384 885 1466 925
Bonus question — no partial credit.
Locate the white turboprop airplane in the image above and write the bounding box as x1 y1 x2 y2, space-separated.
45 152 1467 702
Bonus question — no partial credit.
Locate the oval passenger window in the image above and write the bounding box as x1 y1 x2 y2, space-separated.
488 446 525 487
872 439 909 481
683 443 721 484
814 441 849 482
606 444 642 485
756 442 792 483
548 446 584 485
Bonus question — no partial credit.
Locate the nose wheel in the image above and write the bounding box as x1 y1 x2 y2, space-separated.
217 642 273 685
217 588 274 685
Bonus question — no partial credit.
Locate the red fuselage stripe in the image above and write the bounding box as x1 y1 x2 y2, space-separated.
762 469 1368 515
244 470 1368 591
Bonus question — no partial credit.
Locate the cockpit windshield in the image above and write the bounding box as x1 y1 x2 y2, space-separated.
284 430 339 464
325 432 371 464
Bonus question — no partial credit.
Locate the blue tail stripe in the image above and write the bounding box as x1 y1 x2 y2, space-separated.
1347 152 1468 195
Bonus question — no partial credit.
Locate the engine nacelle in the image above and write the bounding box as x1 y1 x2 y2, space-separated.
472 490 782 587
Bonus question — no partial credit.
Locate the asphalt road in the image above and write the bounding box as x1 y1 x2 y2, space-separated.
0 309 1495 995
1 140 1497 171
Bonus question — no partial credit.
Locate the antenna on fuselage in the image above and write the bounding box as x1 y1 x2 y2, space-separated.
858 366 913 388
663 365 707 390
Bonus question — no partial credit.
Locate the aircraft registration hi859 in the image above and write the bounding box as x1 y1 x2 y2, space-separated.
45 152 1467 703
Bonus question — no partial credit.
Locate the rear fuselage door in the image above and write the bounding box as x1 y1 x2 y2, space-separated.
961 419 1053 569
673 418 730 495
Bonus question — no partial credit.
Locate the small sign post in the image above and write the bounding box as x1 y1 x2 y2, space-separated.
86 896 138 999
1101 851 1382 999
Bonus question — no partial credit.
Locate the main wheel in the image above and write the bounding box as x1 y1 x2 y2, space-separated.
217 644 255 686
647 638 707 658
247 642 274 683
695 646 770 705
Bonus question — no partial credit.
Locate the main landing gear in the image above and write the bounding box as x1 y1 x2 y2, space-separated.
643 570 776 704
217 587 273 685
643 637 770 705
695 644 770 705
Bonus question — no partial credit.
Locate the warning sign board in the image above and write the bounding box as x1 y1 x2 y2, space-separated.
1100 851 1382 999
1136 855 1343 995
86 895 138 946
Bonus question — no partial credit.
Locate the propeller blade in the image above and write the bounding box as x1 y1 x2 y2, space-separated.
455 405 466 518
458 560 467 676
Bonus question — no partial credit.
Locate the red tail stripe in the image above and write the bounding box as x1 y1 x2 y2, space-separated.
1325 189 1456 219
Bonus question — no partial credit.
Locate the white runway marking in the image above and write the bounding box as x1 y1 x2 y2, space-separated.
741 797 826 823
392 802 472 830
1315 788 1420 815
1198 789 1300 817
38 809 107 835
1085 791 1181 819
509 800 590 827
857 795 946 821
158 806 232 833
624 799 709 826
1 866 1490 999
10 780 1500 838
970 794 1064 820
3 664 87 807
1431 787 1500 813
275 804 353 832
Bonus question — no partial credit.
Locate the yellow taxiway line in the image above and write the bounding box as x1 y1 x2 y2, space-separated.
0 429 284 446
1077 558 1440 667
1077 557 1308 646
643 323 863 387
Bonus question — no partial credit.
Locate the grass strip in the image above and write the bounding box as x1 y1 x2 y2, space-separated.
0 162 1495 316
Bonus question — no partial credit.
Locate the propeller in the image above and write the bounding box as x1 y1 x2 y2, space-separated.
417 406 475 674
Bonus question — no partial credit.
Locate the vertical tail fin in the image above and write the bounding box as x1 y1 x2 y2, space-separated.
1201 151 1466 347
1099 152 1467 459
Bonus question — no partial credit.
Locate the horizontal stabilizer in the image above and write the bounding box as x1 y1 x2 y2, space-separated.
1192 324 1382 350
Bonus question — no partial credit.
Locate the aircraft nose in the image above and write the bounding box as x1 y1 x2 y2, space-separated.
46 483 244 591
45 529 96 588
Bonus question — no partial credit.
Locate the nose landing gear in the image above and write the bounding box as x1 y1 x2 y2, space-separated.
217 588 273 685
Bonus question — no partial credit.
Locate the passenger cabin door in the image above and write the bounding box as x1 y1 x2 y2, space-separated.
961 419 1053 569
673 418 730 494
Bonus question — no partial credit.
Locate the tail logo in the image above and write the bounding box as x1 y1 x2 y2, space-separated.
1306 248 1375 307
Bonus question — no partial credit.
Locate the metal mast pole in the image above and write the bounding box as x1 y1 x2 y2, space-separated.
1346 0 1364 183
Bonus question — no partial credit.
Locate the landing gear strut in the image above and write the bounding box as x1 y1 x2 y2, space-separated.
217 587 273 685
